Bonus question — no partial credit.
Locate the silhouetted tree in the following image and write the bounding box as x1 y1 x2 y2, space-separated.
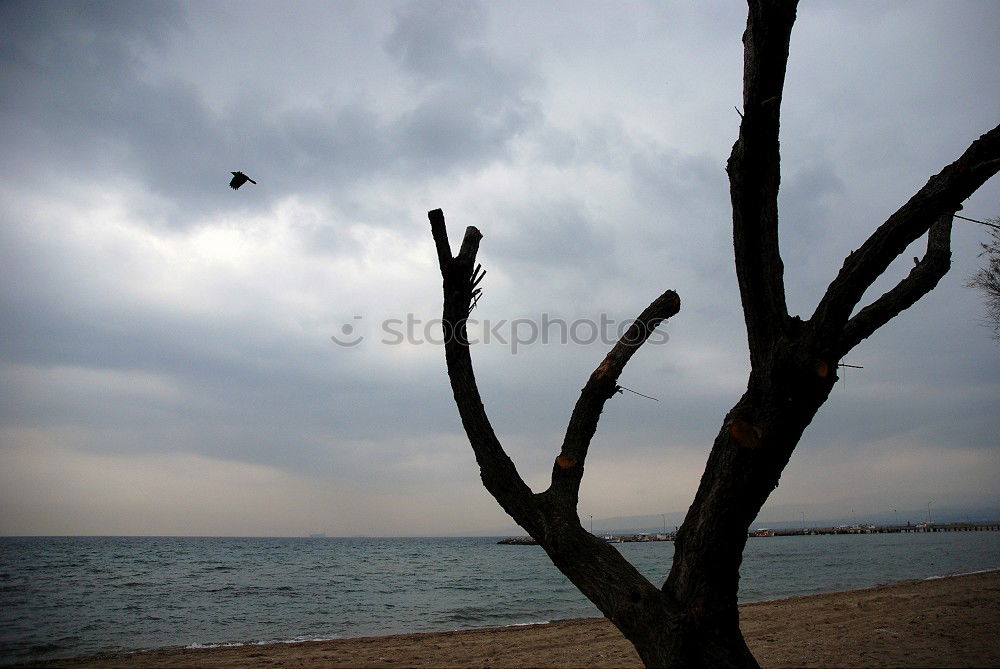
968 219 1000 339
428 2 1000 666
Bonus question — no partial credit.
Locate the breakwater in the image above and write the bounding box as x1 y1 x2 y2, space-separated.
497 521 1000 545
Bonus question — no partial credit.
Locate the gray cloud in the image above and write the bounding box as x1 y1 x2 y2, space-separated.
1 0 541 236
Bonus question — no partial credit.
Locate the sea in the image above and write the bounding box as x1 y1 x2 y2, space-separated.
1 532 998 665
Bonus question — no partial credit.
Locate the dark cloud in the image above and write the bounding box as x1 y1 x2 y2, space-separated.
383 2 542 177
384 1 488 81
2 2 241 221
1 0 541 234
489 199 618 279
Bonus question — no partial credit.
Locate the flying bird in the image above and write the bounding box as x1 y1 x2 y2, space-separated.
229 171 256 190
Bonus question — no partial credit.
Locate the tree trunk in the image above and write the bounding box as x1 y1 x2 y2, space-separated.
527 506 759 668
628 609 758 669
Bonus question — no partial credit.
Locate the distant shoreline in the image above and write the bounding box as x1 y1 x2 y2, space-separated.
30 570 1000 669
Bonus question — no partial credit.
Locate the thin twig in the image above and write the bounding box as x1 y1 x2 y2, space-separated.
616 385 660 401
837 362 863 391
955 214 1000 231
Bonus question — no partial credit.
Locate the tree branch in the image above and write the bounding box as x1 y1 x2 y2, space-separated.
837 214 953 354
727 0 798 369
546 291 681 507
430 210 683 643
428 209 541 530
811 124 1000 344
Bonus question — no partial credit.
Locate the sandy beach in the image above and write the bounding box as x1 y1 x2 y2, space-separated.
29 569 1000 668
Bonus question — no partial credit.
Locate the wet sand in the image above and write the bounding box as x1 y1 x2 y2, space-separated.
30 569 1000 668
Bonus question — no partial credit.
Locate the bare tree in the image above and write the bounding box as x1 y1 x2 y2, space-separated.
428 2 1000 666
968 219 1000 338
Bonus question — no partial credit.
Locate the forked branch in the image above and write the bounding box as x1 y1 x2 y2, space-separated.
429 208 683 528
429 209 682 641
811 124 1000 346
837 214 953 354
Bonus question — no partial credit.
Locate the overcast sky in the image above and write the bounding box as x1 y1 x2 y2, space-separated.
1 1 998 537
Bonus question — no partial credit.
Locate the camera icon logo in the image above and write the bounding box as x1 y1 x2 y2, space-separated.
330 316 364 347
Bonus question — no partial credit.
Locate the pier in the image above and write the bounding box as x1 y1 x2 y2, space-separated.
497 521 1000 545
764 521 1000 537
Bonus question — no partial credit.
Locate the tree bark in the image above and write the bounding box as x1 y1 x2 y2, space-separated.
425 0 1000 666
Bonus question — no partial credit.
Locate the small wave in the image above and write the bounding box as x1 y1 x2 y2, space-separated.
503 620 550 628
186 635 342 650
924 567 999 580
438 608 552 628
186 641 247 650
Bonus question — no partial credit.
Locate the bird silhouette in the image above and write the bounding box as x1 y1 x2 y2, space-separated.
229 171 257 190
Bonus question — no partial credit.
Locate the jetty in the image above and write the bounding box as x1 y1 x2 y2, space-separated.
497 521 1000 545
755 521 1000 537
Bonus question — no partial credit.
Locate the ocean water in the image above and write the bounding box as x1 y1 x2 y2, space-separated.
1 532 997 664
